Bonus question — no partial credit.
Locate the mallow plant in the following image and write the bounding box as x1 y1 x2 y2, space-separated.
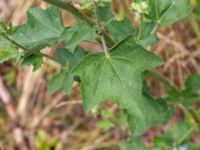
0 0 200 149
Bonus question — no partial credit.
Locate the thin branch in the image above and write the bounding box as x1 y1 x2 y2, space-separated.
43 0 94 25
0 76 29 150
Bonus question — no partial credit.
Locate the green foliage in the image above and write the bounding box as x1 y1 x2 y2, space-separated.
106 18 134 42
185 74 200 91
48 47 85 95
61 23 96 52
22 54 43 71
147 0 192 26
120 138 147 150
72 37 163 117
0 0 197 149
135 22 159 47
36 129 58 150
153 122 192 149
127 97 172 136
127 81 172 136
0 37 18 63
13 7 64 50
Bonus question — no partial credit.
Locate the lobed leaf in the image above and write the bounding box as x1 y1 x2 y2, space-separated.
72 37 163 118
13 7 64 50
148 0 192 26
21 54 43 71
48 47 86 95
61 23 96 53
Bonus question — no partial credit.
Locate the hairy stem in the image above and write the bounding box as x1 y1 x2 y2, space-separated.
43 0 94 25
43 0 114 47
0 30 60 64
92 0 109 56
191 14 200 42
0 31 29 51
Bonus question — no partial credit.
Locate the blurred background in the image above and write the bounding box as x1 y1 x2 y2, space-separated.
0 0 200 150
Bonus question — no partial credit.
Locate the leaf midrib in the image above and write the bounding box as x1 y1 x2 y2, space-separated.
108 57 143 116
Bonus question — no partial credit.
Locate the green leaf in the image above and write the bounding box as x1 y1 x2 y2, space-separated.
48 47 86 95
56 47 86 68
120 138 147 150
106 18 134 42
135 22 159 47
154 122 191 148
106 19 158 48
127 97 172 136
126 82 172 136
72 37 163 118
185 74 200 91
148 0 192 26
13 7 64 50
97 2 113 22
181 74 200 108
48 69 74 95
97 119 114 131
22 54 43 71
137 34 158 48
0 36 19 63
61 23 96 52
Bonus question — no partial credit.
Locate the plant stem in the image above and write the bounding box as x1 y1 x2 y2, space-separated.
191 14 200 42
43 0 94 25
179 104 200 128
178 126 195 145
43 0 114 47
40 52 61 64
0 30 61 65
148 70 180 93
151 24 159 34
137 15 143 40
0 31 29 51
92 0 109 56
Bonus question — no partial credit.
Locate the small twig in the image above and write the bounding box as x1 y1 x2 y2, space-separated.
30 92 66 128
80 132 112 150
55 100 82 108
0 76 28 150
